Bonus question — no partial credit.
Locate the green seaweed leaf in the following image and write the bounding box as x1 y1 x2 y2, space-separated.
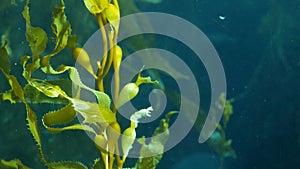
51 0 72 54
23 79 71 104
68 67 111 108
135 111 177 169
104 4 120 30
91 158 104 169
1 90 17 104
0 69 25 102
22 0 48 58
0 159 31 169
71 99 116 124
0 41 10 74
42 103 96 134
24 66 116 125
25 103 47 164
67 35 77 49
0 32 46 165
22 0 74 76
43 103 76 126
6 74 25 101
28 80 68 98
83 0 109 14
39 0 75 75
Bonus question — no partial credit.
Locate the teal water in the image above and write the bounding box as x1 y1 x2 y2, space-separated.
1 0 300 169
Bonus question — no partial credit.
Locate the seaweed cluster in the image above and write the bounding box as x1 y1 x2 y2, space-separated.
0 0 236 169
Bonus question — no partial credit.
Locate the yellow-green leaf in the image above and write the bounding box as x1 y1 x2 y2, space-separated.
116 83 138 109
104 4 120 30
71 99 116 124
0 49 23 101
94 90 111 108
23 80 72 104
22 0 48 58
1 90 17 104
25 103 47 164
136 136 164 169
38 1 74 75
0 159 31 169
72 47 96 78
69 67 111 108
223 99 234 128
51 0 72 54
67 35 77 49
43 104 76 126
11 76 22 95
28 80 68 98
135 71 158 87
40 58 70 74
83 0 109 14
0 41 10 74
23 57 41 79
117 71 158 108
25 103 41 145
42 103 96 134
46 123 96 134
0 70 25 101
135 111 176 169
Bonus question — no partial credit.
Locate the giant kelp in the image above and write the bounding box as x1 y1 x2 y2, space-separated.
0 0 235 169
0 0 175 168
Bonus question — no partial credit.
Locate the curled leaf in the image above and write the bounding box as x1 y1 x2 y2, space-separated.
40 58 70 74
23 80 72 104
28 80 68 98
38 1 74 74
83 0 109 14
42 103 96 134
42 104 76 127
71 99 116 124
104 4 120 30
51 0 72 54
69 67 111 108
22 0 48 58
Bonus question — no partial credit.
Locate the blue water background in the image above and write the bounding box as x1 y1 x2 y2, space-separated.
0 0 300 169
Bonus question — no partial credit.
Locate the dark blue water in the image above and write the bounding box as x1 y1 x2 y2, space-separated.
148 1 300 169
1 0 300 169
